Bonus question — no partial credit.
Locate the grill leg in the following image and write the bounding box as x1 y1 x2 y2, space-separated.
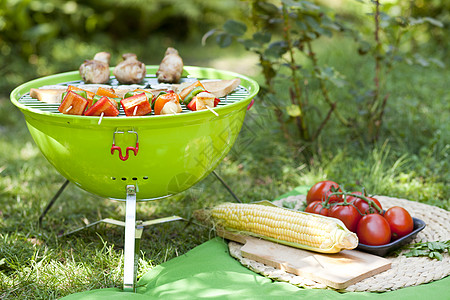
212 170 242 203
39 179 70 226
123 185 137 292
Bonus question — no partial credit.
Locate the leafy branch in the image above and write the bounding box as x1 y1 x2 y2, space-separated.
204 0 349 146
204 0 446 148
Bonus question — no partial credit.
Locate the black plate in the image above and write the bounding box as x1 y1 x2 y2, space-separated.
357 217 426 256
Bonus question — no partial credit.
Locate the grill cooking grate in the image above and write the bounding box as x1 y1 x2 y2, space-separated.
18 75 250 116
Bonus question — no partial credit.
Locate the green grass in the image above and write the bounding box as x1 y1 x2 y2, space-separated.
1 36 448 299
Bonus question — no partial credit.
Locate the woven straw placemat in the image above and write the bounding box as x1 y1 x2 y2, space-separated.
227 195 450 292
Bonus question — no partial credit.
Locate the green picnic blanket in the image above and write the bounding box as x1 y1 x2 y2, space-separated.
61 186 450 300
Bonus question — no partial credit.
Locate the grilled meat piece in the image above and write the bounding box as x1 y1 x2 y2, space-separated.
195 91 215 111
113 53 146 84
156 47 184 83
79 52 111 84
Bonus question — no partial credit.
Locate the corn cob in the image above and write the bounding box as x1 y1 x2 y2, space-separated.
210 203 358 253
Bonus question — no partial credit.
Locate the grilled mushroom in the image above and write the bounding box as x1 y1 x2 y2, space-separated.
79 52 111 84
113 53 146 84
156 47 184 83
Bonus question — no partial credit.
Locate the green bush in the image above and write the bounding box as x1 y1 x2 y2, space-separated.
0 0 245 95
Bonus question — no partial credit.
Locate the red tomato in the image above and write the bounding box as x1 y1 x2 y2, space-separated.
349 194 383 215
357 214 391 246
305 201 329 216
306 181 342 205
328 204 361 232
346 191 363 202
384 206 414 240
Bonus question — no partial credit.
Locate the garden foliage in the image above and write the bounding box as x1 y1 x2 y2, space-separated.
205 0 446 145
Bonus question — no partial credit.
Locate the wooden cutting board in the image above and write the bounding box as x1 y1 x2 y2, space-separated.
219 230 391 289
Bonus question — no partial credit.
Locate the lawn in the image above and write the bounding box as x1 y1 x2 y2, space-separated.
1 2 449 298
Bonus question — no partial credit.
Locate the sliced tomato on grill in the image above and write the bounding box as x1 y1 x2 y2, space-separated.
58 91 88 115
214 97 220 107
84 96 119 116
120 93 152 116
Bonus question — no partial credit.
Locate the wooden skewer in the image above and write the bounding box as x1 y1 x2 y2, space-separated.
98 112 104 125
133 106 138 116
65 105 73 112
169 108 177 115
206 105 219 117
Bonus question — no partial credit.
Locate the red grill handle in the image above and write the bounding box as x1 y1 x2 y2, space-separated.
111 143 139 161
111 130 139 161
247 98 255 110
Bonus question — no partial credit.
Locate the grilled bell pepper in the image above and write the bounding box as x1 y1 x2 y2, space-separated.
61 90 87 101
182 86 205 105
123 90 154 104
92 94 120 108
58 91 88 115
154 91 182 115
120 93 152 116
84 96 119 116
67 85 95 99
67 86 95 107
179 81 206 102
187 98 197 111
96 86 119 98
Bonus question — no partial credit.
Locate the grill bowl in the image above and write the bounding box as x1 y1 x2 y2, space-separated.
10 66 259 200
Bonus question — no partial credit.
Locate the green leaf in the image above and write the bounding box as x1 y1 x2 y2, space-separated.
253 32 271 44
321 19 341 32
223 20 247 37
282 200 296 210
216 33 233 48
240 38 259 50
427 242 435 250
286 105 301 117
358 41 371 55
305 31 317 39
302 1 321 11
304 15 320 32
264 41 288 58
428 251 442 261
295 20 308 31
256 2 279 15
315 66 347 88
281 0 304 10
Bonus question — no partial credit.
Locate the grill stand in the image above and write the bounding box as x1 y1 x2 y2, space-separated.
38 170 241 225
39 172 239 292
55 185 184 292
123 185 137 291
